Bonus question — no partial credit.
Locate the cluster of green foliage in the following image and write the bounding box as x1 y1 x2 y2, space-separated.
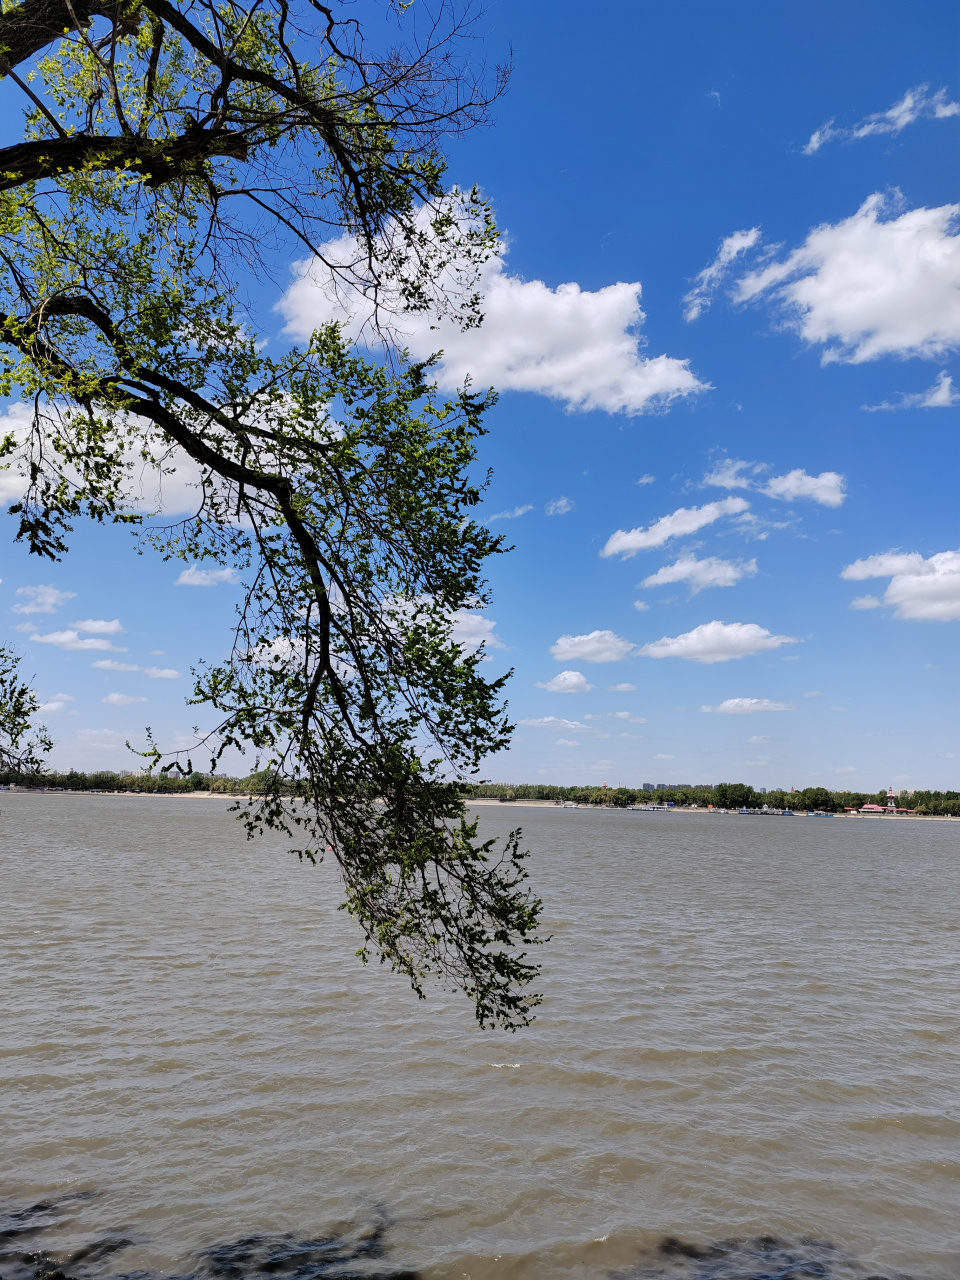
0 0 541 1028
465 782 960 814
0 646 52 772
0 767 277 792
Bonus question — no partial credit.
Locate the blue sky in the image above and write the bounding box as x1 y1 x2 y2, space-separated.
2 0 959 788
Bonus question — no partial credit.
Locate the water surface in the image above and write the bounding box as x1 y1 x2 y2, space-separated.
2 796 958 1278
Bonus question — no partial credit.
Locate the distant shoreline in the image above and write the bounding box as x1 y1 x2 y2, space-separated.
465 798 960 821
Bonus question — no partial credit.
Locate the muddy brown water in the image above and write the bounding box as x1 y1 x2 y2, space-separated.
2 795 958 1279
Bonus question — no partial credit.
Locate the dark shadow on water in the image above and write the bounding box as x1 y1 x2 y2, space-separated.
610 1236 909 1280
0 1198 911 1280
0 1196 418 1280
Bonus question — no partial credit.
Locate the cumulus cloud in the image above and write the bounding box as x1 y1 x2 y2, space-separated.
545 496 574 515
12 585 76 614
683 227 762 321
31 629 126 652
519 716 587 731
610 682 637 691
487 504 533 522
143 666 182 679
550 630 634 663
703 459 847 507
701 697 794 713
639 620 798 664
176 565 240 586
102 692 148 705
450 610 504 653
536 670 595 693
734 194 960 364
0 402 205 516
841 549 960 620
600 497 749 559
640 555 757 593
279 235 707 416
803 85 960 154
862 370 960 411
761 469 846 507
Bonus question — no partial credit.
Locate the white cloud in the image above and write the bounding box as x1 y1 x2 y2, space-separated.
611 711 646 723
12 585 76 614
761 469 846 507
862 370 960 411
176 565 240 586
610 682 637 691
702 458 758 489
550 629 634 663
102 692 148 705
639 620 798 664
683 227 761 321
487 504 533 522
641 555 757 593
841 548 960 620
519 716 587 731
850 594 881 610
38 692 75 714
633 600 650 612
703 459 847 507
70 618 124 634
636 474 656 486
76 728 124 746
734 194 960 364
450 610 504 653
31 630 126 652
748 734 770 743
600 496 749 559
556 738 579 747
279 234 707 416
654 753 675 760
0 402 205 516
545 496 574 515
536 670 595 693
90 659 181 677
803 85 960 154
702 697 794 713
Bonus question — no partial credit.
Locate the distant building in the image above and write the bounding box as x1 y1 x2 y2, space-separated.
757 787 767 795
642 783 655 791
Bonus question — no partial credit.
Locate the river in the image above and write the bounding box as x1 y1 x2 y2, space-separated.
2 795 958 1279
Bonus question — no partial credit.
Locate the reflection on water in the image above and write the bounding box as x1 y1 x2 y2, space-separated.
2 797 958 1279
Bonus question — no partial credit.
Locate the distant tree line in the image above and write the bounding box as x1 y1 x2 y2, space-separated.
4 772 960 816
0 768 284 795
464 782 960 816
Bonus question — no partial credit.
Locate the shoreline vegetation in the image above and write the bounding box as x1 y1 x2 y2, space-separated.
1 772 959 817
462 782 960 818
